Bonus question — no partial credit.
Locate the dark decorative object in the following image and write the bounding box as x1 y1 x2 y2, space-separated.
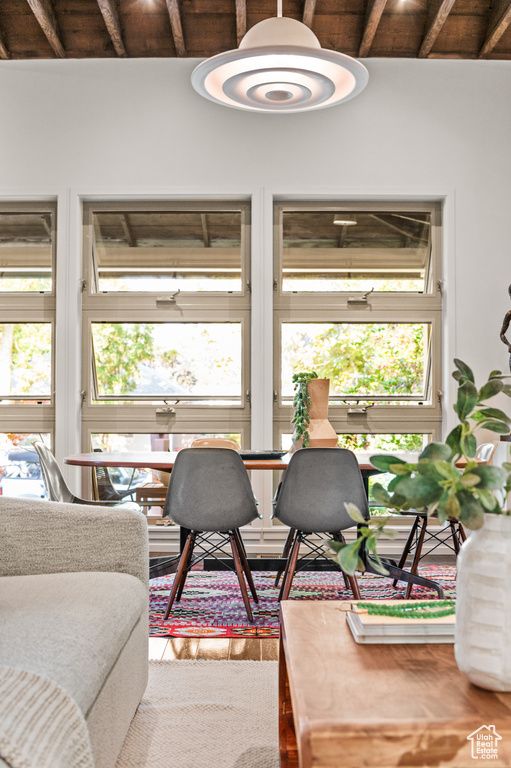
500 284 511 372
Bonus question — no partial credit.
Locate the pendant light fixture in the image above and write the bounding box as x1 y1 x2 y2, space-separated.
191 1 369 114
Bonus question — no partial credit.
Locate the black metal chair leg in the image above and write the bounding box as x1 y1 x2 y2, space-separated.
392 515 420 587
364 555 444 598
405 516 428 598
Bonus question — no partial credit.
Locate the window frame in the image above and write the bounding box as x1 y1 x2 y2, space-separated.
273 199 443 466
81 200 252 492
0 201 56 442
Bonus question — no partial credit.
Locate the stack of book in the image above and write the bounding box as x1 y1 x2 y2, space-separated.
346 600 455 644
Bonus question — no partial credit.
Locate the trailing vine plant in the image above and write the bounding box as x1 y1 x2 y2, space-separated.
292 371 318 448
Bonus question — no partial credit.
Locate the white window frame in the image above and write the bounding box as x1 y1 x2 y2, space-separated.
273 200 443 509
80 199 251 497
0 201 57 443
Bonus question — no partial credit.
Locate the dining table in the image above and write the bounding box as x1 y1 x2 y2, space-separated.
64 450 444 596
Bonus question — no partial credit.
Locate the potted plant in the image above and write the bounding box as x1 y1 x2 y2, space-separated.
291 371 318 448
292 371 338 449
330 359 511 691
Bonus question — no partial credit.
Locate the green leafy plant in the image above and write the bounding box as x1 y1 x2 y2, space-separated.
327 504 395 576
291 371 318 448
370 360 511 531
328 359 511 575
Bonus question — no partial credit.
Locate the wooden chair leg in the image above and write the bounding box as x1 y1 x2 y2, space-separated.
276 530 297 598
175 532 197 602
331 532 350 588
164 533 194 620
458 523 466 543
279 535 301 602
347 573 361 600
230 533 254 622
393 515 420 587
274 527 296 587
233 528 258 603
405 516 428 599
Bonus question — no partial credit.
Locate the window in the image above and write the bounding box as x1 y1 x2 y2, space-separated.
274 201 442 512
0 202 56 496
81 201 251 497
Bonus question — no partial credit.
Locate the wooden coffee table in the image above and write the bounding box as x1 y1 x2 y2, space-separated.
279 601 511 768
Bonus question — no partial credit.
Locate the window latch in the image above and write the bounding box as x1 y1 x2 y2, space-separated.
347 287 374 305
156 407 176 415
156 290 180 305
347 403 375 415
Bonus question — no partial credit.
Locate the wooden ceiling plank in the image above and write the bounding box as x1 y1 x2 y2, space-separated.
479 2 511 58
96 0 127 58
303 0 317 29
235 0 246 46
358 0 388 58
165 0 186 57
26 0 66 58
418 0 456 59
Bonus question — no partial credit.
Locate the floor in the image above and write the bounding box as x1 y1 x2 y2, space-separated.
149 637 279 661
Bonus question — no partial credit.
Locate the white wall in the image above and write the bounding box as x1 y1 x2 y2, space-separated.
1 56 510 452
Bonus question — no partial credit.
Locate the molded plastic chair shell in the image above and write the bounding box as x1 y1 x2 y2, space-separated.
190 437 240 450
163 447 258 532
272 447 370 533
32 440 136 507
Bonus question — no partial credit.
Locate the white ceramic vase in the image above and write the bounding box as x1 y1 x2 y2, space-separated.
455 512 511 691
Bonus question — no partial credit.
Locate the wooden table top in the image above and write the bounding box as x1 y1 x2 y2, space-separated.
280 601 511 768
65 451 375 472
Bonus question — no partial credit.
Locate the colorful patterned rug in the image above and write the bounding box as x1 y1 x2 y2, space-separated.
149 565 457 638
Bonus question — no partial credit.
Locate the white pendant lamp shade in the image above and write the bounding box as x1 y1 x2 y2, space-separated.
191 16 369 114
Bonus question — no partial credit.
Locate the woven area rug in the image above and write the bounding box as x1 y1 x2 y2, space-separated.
150 564 457 638
115 660 279 768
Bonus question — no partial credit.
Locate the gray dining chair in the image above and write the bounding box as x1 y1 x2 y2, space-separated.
32 440 139 509
162 447 261 622
272 447 368 601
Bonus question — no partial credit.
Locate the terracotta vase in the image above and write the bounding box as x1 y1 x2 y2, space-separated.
455 513 511 691
292 378 338 450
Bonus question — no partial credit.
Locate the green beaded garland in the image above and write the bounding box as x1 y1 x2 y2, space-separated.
355 600 455 619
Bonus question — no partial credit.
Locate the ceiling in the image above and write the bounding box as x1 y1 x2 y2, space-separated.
0 0 511 62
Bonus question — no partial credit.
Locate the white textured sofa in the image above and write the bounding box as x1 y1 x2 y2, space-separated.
0 497 149 768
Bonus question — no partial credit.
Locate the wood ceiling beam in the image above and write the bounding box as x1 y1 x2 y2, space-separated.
40 215 52 237
369 214 428 243
337 225 348 249
235 0 246 46
201 214 210 248
96 0 127 58
165 0 186 57
418 0 456 59
120 215 136 247
26 0 66 58
303 0 317 29
479 1 511 58
0 26 10 59
358 0 388 58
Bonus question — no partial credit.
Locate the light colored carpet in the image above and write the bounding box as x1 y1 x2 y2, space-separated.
115 660 279 768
